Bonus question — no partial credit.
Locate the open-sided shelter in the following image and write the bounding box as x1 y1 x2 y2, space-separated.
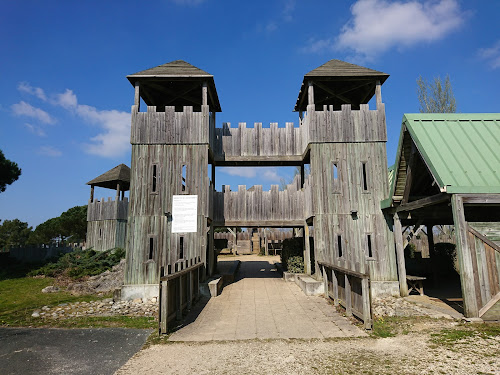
383 113 500 320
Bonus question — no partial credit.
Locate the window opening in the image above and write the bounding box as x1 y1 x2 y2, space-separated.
181 165 187 192
149 237 154 260
337 235 343 257
362 162 368 191
367 234 373 258
152 164 157 193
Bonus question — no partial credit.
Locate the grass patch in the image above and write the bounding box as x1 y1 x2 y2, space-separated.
0 276 100 326
431 323 500 346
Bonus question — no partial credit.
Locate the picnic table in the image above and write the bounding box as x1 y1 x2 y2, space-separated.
406 275 426 296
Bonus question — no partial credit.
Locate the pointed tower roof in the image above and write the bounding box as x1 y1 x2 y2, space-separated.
87 164 130 191
295 59 389 111
127 60 221 112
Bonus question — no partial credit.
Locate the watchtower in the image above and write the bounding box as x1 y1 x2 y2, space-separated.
86 163 130 251
295 60 398 297
122 60 221 299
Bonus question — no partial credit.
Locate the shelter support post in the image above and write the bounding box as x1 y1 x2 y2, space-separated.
451 194 480 317
375 80 382 110
134 82 140 109
304 223 311 275
90 185 94 202
394 213 409 296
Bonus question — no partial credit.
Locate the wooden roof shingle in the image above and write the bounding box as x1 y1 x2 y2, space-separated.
87 164 130 191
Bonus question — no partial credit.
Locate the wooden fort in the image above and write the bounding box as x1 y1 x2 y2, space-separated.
118 59 399 328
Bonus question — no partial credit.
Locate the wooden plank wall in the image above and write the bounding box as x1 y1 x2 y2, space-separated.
213 122 303 159
131 105 209 145
212 175 305 226
309 142 397 281
124 144 209 286
467 227 500 319
86 220 127 251
87 198 128 221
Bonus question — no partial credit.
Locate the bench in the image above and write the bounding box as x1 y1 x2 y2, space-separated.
406 275 426 296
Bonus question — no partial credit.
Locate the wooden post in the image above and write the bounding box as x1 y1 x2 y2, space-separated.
300 164 305 188
362 262 372 329
308 81 314 106
345 274 352 316
394 213 409 296
375 80 382 110
451 194 479 317
121 190 125 200
299 111 303 120
187 270 193 309
322 265 329 299
116 182 121 200
265 233 269 256
176 276 183 320
159 280 168 334
134 82 140 110
202 82 208 106
427 224 439 287
332 269 339 306
304 223 311 275
90 185 94 203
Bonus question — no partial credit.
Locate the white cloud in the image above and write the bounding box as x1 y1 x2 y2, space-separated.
53 89 78 109
38 146 62 157
18 82 47 101
220 167 283 183
23 123 46 137
303 0 464 60
258 0 296 33
478 40 500 69
11 101 56 124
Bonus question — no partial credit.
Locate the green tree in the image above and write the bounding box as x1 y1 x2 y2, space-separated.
0 150 21 193
29 205 87 246
0 219 32 250
417 75 456 113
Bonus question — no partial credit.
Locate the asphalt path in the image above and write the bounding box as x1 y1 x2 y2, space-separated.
0 327 152 375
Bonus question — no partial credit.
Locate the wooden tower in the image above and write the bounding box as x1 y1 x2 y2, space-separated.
86 164 130 251
294 60 399 297
122 61 221 300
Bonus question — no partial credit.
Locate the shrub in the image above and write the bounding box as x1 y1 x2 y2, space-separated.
281 237 303 271
287 256 304 273
28 248 125 279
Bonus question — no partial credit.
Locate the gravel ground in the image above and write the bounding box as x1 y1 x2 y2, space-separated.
115 322 500 375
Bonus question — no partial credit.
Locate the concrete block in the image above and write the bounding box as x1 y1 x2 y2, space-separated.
283 272 304 282
208 277 223 297
370 281 400 298
120 284 159 301
296 275 324 296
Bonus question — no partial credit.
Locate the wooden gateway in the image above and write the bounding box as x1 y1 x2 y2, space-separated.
119 59 401 328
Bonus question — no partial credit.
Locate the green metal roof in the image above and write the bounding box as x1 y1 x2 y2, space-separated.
392 113 500 196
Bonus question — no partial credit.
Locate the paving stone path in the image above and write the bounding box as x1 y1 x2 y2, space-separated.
169 255 366 341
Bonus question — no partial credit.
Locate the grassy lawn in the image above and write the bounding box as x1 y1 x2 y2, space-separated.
0 276 155 329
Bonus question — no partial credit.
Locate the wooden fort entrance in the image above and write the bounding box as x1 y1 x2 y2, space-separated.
121 59 400 332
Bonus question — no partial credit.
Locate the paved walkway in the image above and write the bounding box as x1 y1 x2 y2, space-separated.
169 255 366 341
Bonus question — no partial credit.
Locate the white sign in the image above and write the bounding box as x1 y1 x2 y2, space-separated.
172 195 198 233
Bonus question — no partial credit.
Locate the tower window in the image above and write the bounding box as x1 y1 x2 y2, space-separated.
362 162 368 191
337 235 343 258
367 234 373 258
332 162 339 192
181 165 187 192
179 236 184 259
148 235 156 260
151 164 158 193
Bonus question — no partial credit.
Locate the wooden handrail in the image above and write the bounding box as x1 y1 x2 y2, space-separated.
160 262 203 282
317 261 369 279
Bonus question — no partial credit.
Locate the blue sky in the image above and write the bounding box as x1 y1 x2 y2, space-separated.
1 0 499 228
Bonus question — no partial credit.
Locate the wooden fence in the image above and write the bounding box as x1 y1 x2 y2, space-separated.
212 175 307 227
319 261 372 329
159 261 203 334
467 225 500 320
87 198 128 221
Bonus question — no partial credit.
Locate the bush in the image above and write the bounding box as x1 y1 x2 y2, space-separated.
287 256 304 273
281 237 303 272
28 248 125 279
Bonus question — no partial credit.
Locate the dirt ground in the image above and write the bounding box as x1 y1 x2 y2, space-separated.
115 320 500 375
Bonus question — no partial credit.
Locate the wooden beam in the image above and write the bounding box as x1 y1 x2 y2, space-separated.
134 82 140 108
375 80 382 109
451 194 479 317
396 193 450 212
304 223 311 275
314 81 351 104
394 213 409 296
460 194 500 205
202 82 208 106
308 81 314 106
468 225 500 254
403 221 423 249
